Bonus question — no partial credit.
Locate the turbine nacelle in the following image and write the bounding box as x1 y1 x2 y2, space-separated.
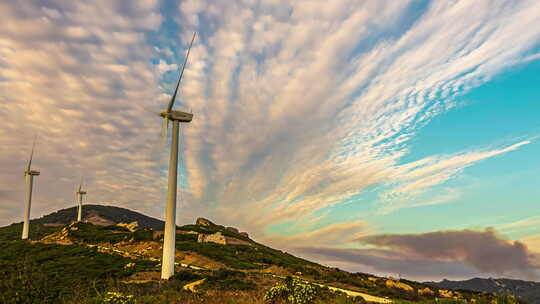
160 110 193 122
25 170 40 176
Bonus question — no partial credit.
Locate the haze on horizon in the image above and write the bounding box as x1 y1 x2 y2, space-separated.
1 0 539 282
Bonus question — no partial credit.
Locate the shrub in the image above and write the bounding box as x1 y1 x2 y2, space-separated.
98 291 135 304
172 270 202 282
264 278 318 304
132 228 153 241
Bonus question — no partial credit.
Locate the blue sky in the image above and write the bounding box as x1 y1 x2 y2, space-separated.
0 0 539 281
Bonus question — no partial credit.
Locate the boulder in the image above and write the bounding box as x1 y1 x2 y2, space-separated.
195 217 215 226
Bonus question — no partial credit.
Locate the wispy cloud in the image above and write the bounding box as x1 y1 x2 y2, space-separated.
499 216 540 234
377 140 531 213
262 221 372 248
173 0 539 235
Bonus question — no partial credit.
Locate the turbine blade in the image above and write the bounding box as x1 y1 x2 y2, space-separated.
78 177 83 192
160 117 169 153
167 32 196 112
26 135 36 173
141 106 161 116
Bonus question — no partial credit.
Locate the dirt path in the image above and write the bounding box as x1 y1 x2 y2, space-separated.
312 282 392 303
263 273 393 303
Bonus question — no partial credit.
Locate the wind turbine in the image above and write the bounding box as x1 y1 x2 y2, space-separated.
76 178 87 222
157 32 196 280
22 137 40 240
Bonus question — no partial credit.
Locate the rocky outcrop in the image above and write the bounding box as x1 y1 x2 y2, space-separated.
385 279 414 292
117 221 139 232
41 223 77 245
418 287 434 296
85 212 116 226
195 217 215 226
197 231 251 246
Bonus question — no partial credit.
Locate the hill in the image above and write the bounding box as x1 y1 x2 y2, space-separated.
32 204 166 229
0 205 526 304
426 278 540 304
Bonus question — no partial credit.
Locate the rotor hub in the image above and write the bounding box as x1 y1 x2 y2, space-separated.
160 110 193 122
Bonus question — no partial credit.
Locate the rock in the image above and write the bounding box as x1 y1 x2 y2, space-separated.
198 232 252 246
239 232 249 238
226 227 239 234
117 221 139 232
385 279 414 292
418 287 434 296
195 217 215 226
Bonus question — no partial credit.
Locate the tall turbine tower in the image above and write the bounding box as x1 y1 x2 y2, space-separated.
22 138 40 240
159 32 196 280
76 178 87 222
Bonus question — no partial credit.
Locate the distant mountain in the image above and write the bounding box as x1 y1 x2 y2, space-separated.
426 278 540 304
33 204 165 230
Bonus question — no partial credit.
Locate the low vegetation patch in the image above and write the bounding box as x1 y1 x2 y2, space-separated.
0 240 156 303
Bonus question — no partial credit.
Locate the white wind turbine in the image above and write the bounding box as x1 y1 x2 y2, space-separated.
76 178 87 222
154 32 196 280
22 137 40 240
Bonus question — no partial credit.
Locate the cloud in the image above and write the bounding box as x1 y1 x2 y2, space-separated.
155 59 178 75
0 0 166 225
294 246 485 281
377 141 531 213
499 216 540 234
172 0 539 236
358 228 540 280
0 0 539 273
521 234 540 261
262 221 371 248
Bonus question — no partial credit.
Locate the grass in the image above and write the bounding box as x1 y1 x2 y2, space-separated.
0 240 157 303
176 239 317 271
0 222 62 241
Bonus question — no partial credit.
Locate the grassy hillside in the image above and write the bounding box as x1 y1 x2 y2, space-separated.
0 210 528 304
0 240 157 303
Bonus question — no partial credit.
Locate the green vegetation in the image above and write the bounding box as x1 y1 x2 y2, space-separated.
176 240 315 271
0 222 62 241
203 269 257 291
69 222 132 244
264 277 366 304
96 292 135 304
264 277 318 304
0 240 157 303
132 228 154 242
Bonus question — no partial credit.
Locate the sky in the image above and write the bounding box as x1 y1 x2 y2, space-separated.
1 0 539 282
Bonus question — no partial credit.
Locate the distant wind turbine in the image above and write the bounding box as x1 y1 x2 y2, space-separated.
154 32 196 280
22 137 40 240
76 178 87 222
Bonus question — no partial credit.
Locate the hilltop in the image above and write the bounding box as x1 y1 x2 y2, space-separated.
0 205 527 304
33 204 166 230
